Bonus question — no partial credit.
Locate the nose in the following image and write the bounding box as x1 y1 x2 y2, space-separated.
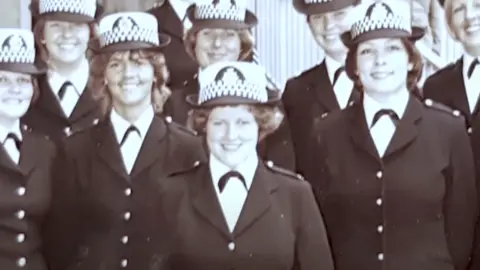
60 24 74 38
8 83 22 95
225 123 239 140
323 14 336 31
212 36 222 48
373 51 387 66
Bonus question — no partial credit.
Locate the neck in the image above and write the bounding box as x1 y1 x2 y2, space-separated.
112 101 151 124
464 45 480 57
365 87 407 105
325 51 347 64
49 57 85 78
0 117 17 132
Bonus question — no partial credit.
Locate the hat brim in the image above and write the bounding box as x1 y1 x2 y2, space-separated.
293 0 358 15
186 4 258 30
0 61 47 76
185 90 282 108
88 33 171 54
33 3 105 23
341 27 426 48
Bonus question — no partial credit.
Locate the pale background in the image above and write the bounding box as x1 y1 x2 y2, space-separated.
0 0 465 90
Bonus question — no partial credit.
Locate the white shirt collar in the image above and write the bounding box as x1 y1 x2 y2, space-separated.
463 53 480 79
48 58 89 96
209 153 258 192
110 107 155 144
325 55 345 85
363 91 409 128
0 120 23 143
169 0 191 22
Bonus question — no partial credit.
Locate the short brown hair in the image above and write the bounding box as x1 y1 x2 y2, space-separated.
183 27 254 62
33 19 99 63
188 104 283 141
345 37 423 93
444 0 458 39
89 49 171 117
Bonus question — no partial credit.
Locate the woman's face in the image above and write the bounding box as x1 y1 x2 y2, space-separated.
0 71 34 121
104 50 155 110
206 105 258 169
356 38 410 94
195 28 242 68
43 20 90 65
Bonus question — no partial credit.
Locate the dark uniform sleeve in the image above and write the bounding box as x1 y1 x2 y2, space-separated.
294 180 334 270
444 118 478 270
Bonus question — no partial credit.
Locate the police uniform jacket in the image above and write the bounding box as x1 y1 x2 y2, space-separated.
148 1 198 90
42 115 206 270
282 61 360 175
423 58 480 269
22 74 101 143
304 96 477 270
161 160 334 270
0 126 56 270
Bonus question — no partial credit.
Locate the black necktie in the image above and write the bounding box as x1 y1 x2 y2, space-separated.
468 59 479 79
5 133 21 151
58 81 73 101
218 171 247 193
333 67 345 85
371 109 400 128
120 126 140 146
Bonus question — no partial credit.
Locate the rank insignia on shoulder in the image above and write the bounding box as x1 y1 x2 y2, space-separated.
265 160 304 181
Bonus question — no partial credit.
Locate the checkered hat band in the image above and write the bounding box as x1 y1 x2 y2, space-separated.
351 15 410 39
0 49 35 64
100 28 159 47
195 5 246 21
199 82 267 104
305 0 332 3
39 0 96 17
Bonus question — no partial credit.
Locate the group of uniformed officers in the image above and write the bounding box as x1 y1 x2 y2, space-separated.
0 0 479 269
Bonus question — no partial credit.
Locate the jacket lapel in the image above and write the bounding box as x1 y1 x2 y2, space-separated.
347 101 382 164
308 61 340 112
36 75 67 119
233 162 278 237
191 164 231 239
69 88 99 123
130 117 167 177
18 130 41 176
95 120 129 181
449 58 470 117
383 96 422 158
0 145 19 173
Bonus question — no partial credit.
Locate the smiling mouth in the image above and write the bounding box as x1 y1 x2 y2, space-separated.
323 33 339 41
221 143 241 151
465 22 480 34
371 71 393 79
58 43 78 49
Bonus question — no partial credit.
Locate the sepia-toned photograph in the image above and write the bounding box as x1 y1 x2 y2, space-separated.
0 0 480 269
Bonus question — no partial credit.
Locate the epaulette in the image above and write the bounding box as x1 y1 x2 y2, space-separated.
66 117 101 138
423 99 463 118
168 160 202 177
165 116 198 136
264 160 304 181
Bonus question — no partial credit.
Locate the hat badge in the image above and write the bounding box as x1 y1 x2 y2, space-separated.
2 35 27 53
212 0 237 7
214 66 246 85
112 16 138 32
366 2 393 21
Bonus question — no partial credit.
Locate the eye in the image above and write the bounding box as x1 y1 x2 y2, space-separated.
453 5 465 14
211 120 223 126
108 61 120 68
359 48 372 55
334 11 347 19
18 77 31 84
237 119 252 125
0 77 7 83
387 44 401 51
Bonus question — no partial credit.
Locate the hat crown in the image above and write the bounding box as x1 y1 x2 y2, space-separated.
350 0 412 40
194 0 248 21
97 12 160 48
198 61 268 105
0 29 36 65
39 0 97 18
